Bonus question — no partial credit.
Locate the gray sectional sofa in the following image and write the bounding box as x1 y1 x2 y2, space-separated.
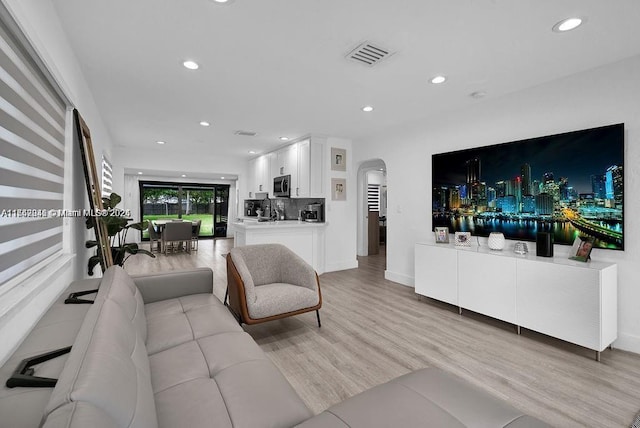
1 266 551 427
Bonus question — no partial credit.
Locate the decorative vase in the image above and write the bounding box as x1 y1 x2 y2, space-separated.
487 232 505 250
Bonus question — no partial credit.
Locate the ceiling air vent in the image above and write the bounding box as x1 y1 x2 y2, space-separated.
345 41 394 67
234 130 257 137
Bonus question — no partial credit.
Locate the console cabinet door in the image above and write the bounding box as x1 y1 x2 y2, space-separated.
415 244 457 305
517 259 614 351
458 251 517 324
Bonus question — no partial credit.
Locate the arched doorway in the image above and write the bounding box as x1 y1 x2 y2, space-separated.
357 159 387 262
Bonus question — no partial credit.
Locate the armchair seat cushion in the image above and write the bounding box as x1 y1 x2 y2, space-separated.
249 282 321 319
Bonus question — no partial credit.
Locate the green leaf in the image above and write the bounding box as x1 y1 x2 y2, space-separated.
109 193 122 208
127 221 148 231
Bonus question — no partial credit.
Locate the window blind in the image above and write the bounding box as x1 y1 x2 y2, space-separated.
0 16 66 287
101 154 112 198
368 184 380 212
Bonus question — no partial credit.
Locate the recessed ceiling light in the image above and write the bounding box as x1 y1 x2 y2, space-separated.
156 141 166 145
137 172 143 175
430 75 447 84
181 174 187 177
279 136 290 141
362 105 374 112
221 176 225 179
212 0 229 3
248 150 256 154
183 60 199 70
553 17 583 32
199 121 210 127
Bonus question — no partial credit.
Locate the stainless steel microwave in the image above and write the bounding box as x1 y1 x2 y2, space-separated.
273 175 290 197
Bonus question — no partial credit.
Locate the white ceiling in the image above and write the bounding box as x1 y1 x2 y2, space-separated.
51 0 640 162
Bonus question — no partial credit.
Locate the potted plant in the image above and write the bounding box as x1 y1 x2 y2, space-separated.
86 192 155 275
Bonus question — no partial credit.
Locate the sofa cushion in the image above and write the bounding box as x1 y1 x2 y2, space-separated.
44 402 120 428
215 359 313 428
101 266 148 342
296 368 552 428
248 282 320 319
149 330 311 428
44 299 158 428
144 294 242 355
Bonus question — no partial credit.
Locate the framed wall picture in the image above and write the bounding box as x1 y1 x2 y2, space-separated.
434 227 450 243
569 236 595 262
331 178 346 201
454 231 471 247
331 147 347 171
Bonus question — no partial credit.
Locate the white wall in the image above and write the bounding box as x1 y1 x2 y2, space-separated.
0 0 114 364
324 137 358 272
112 147 248 198
352 54 640 354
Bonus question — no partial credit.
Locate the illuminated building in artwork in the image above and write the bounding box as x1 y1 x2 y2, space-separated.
605 165 623 208
591 174 606 199
520 163 532 196
466 158 481 200
522 195 536 213
449 187 461 209
535 193 554 215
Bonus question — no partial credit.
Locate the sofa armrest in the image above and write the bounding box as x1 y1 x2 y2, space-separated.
132 268 213 303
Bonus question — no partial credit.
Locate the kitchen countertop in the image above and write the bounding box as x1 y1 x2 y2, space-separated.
232 219 327 229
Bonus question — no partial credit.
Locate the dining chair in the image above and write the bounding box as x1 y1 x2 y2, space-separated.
191 219 202 251
148 221 162 253
162 221 192 254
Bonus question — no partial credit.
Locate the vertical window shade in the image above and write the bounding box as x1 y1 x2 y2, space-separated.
0 18 66 287
101 155 112 198
368 184 380 212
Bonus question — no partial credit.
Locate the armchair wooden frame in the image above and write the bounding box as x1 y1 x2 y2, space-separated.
225 254 322 327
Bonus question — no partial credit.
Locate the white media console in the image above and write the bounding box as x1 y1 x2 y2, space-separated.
414 242 617 361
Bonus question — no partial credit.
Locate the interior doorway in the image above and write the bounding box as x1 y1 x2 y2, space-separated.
357 160 387 263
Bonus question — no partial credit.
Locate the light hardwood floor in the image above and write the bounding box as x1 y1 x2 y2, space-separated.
125 238 640 427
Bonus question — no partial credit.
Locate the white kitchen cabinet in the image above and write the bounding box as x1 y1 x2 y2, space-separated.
275 144 297 178
255 153 271 195
295 138 324 198
247 157 257 198
414 242 617 359
247 154 271 198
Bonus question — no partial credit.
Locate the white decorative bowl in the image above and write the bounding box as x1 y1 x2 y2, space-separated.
488 232 505 250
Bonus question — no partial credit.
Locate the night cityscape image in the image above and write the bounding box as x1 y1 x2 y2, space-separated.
432 124 624 250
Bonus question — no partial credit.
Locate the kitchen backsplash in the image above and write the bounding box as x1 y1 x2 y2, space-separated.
245 197 325 221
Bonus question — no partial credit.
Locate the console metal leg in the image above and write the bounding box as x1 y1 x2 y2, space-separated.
596 351 601 362
316 310 321 328
458 307 462 315
517 325 521 335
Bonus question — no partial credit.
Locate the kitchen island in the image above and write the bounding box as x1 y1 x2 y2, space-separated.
231 220 327 274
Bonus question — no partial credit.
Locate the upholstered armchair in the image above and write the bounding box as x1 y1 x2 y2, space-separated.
226 244 322 326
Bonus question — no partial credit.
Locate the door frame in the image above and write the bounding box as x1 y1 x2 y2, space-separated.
356 159 387 256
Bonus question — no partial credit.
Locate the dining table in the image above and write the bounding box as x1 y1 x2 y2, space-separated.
152 219 199 253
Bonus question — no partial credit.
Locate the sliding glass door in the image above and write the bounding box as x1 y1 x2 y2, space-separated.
140 181 230 239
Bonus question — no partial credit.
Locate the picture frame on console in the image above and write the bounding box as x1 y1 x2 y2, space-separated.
569 236 595 262
434 227 449 243
454 231 471 247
